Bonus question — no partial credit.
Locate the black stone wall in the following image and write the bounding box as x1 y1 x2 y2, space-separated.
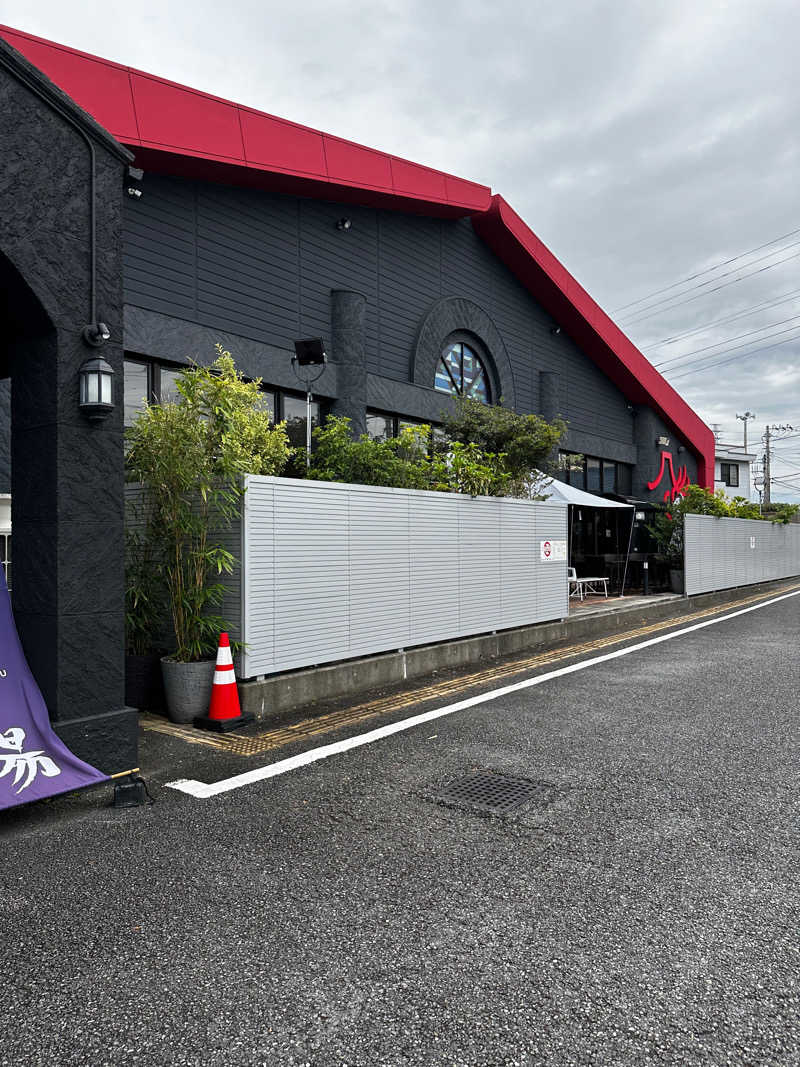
0 39 135 771
0 380 9 492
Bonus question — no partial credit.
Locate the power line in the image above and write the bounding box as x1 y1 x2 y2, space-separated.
647 287 800 349
654 313 800 369
666 332 800 381
619 241 800 325
611 225 800 313
765 454 800 473
619 247 800 328
659 326 800 377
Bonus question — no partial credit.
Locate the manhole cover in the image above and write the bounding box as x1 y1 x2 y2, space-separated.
433 771 557 815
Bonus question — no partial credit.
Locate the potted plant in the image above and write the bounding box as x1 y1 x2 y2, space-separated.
647 507 684 593
125 346 291 723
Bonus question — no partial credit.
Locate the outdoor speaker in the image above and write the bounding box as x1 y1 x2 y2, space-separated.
293 338 327 366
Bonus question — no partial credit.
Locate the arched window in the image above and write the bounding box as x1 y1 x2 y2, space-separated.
434 341 490 403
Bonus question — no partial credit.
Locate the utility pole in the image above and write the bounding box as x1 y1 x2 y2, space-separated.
736 411 756 452
763 423 794 508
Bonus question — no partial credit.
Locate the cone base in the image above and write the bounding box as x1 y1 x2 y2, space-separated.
194 712 255 733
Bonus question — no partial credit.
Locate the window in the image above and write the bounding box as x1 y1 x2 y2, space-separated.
282 394 321 450
435 342 490 403
159 366 183 405
366 410 442 445
126 358 280 422
255 389 276 421
720 462 739 487
559 451 629 496
586 457 601 492
366 412 394 441
559 452 585 489
124 360 150 426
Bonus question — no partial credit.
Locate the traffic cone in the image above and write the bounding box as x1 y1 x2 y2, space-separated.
194 633 254 733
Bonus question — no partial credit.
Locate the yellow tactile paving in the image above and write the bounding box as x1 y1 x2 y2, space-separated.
141 581 800 758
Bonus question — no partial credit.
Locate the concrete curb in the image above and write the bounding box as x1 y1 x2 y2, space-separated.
238 579 799 725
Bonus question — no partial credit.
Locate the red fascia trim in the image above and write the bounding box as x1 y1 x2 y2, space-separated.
130 146 481 218
472 197 715 488
0 24 491 216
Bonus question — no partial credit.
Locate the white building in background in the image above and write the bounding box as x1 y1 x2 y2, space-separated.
714 443 755 500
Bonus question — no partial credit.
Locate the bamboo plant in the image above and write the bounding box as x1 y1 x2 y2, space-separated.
125 347 291 662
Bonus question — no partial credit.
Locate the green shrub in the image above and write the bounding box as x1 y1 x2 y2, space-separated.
304 417 433 490
441 397 566 491
305 406 565 499
304 416 522 497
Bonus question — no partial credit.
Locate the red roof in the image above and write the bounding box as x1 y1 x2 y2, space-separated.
0 23 713 486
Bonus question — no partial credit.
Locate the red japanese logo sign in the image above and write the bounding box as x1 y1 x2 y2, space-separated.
647 451 690 506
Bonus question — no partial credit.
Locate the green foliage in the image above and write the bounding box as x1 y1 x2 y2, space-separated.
304 417 434 490
304 404 565 500
764 502 800 525
647 485 799 566
429 440 513 497
304 416 520 498
441 397 566 488
125 347 292 662
124 524 165 656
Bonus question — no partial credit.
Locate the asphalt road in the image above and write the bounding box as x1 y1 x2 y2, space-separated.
2 592 800 1066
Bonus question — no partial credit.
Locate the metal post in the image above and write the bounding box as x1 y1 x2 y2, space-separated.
764 425 771 508
306 388 312 470
620 508 635 598
291 343 326 470
736 411 755 453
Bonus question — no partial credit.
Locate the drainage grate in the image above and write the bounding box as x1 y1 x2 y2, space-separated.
433 771 557 815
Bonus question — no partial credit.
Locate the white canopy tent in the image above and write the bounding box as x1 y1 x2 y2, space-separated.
542 479 633 510
540 477 636 597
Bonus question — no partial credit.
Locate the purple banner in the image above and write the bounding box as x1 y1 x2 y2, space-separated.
0 568 108 811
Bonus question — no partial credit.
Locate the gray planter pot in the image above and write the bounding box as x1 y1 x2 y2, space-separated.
669 568 684 595
161 657 216 724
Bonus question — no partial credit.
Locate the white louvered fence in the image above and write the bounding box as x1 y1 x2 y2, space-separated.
684 514 800 595
237 476 569 678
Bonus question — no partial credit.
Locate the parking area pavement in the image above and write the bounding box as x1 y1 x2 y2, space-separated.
2 590 800 1066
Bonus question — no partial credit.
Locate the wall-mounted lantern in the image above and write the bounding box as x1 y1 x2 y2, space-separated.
79 355 115 421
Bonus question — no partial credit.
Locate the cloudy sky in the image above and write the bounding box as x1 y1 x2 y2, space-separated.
5 0 799 497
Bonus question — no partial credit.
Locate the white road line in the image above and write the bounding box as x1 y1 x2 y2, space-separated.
166 587 800 799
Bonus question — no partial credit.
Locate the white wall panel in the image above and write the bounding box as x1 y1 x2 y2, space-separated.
684 514 800 596
240 477 568 678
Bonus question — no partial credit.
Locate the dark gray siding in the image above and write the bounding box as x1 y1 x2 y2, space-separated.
376 211 441 384
123 175 634 447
